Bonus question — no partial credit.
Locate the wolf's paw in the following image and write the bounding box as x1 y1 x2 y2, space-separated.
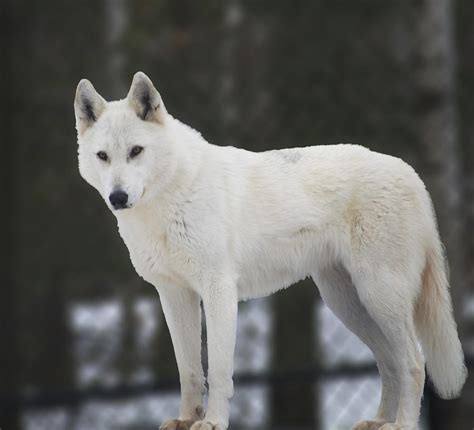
159 419 196 430
379 424 414 430
190 420 226 430
352 420 387 430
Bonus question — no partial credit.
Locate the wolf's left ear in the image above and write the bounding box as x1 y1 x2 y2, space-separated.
74 79 107 135
127 72 167 123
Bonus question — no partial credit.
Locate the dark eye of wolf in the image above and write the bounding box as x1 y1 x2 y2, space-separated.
130 146 143 158
97 151 108 161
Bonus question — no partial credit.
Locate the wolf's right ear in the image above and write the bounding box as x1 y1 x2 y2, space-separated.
127 72 167 123
74 79 107 135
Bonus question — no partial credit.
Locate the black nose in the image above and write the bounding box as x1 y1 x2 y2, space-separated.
109 190 128 209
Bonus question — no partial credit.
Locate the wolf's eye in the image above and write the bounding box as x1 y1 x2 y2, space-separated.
130 146 143 158
97 151 108 161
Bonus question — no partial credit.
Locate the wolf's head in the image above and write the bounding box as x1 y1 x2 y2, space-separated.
74 72 176 212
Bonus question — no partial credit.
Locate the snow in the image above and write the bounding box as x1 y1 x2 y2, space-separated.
25 296 383 429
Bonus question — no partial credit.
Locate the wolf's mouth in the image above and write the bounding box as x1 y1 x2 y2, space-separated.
113 205 131 211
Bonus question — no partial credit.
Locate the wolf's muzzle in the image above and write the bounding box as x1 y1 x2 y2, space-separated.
109 190 128 210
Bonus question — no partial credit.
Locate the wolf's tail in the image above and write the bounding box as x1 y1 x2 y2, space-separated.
415 236 467 399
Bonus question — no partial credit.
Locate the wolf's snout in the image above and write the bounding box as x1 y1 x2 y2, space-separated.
109 190 128 209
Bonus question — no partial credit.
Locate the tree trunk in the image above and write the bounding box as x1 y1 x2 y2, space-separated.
1 2 25 429
413 0 464 315
104 0 128 97
270 279 319 430
216 0 243 148
412 0 473 427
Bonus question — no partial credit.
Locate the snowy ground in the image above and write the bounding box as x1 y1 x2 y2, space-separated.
23 297 387 430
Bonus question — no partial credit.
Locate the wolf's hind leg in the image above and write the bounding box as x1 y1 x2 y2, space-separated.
353 268 425 430
312 265 399 428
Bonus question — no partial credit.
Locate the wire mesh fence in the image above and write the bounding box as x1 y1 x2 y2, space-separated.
3 295 472 430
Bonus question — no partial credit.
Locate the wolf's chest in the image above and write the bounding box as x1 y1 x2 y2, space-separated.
117 219 183 286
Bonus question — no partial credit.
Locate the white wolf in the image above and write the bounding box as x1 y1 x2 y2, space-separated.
74 72 466 430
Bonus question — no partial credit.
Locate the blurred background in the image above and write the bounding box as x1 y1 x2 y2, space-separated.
2 0 474 429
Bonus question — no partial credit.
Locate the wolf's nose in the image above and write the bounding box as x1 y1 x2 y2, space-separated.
109 190 128 209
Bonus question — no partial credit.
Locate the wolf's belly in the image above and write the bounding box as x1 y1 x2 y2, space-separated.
235 235 327 301
237 265 310 301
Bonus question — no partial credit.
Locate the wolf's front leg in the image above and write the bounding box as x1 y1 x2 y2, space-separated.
191 280 238 430
158 286 205 430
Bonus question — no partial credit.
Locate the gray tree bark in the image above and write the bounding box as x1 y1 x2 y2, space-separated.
270 280 318 430
104 0 128 97
413 0 464 313
412 0 473 427
1 3 21 428
217 0 243 148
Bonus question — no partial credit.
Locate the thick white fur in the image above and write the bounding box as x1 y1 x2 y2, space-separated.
74 72 467 430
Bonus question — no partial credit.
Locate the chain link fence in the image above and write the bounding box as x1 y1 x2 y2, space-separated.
11 296 386 430
8 295 471 429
